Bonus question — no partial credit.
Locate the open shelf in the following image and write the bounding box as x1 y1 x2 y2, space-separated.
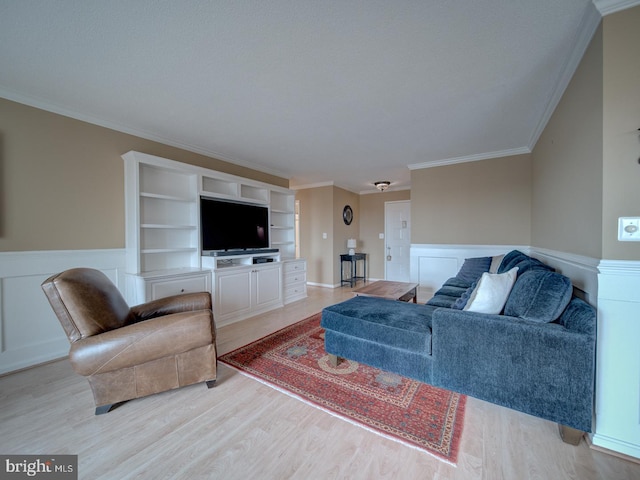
124 150 304 319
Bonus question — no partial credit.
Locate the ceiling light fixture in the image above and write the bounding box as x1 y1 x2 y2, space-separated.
374 181 391 192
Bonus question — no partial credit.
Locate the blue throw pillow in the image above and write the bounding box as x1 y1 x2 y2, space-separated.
497 250 528 273
504 270 572 323
455 257 492 284
498 250 554 275
452 281 477 310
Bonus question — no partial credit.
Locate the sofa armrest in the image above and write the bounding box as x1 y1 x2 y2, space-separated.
130 292 212 321
431 308 595 432
69 310 214 376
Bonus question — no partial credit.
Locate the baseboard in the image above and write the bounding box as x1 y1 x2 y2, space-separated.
307 282 342 289
591 433 640 462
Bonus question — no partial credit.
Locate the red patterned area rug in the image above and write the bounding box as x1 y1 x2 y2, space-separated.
219 313 466 464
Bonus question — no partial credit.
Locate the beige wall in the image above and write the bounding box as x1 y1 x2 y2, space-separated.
332 187 360 285
297 185 409 284
296 186 334 285
360 190 410 279
602 7 640 260
410 155 532 245
0 98 288 252
531 26 603 258
297 185 362 286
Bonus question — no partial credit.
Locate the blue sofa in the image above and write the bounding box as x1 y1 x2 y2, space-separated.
321 250 596 443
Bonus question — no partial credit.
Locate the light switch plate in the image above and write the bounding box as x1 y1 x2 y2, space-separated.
618 217 640 241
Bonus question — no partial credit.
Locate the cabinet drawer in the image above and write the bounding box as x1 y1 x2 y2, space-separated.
284 284 307 301
284 271 306 286
284 260 306 274
150 275 209 299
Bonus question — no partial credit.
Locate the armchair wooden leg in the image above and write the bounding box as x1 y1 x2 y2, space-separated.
558 424 584 445
206 379 217 388
95 401 126 415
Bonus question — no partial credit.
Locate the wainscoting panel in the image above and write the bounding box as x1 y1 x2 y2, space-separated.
592 260 640 459
410 244 526 298
0 249 126 375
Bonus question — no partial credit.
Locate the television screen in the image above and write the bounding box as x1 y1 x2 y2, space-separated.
200 197 270 252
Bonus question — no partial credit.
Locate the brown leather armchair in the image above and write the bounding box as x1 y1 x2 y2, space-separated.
41 268 217 414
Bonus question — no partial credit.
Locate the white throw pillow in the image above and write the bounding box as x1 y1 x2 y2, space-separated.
463 267 519 314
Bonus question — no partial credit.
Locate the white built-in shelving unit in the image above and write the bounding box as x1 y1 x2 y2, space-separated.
123 151 305 323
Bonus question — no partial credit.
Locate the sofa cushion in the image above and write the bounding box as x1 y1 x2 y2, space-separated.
504 270 572 323
498 250 554 275
431 284 469 298
558 297 596 335
452 281 477 310
426 295 461 308
321 296 435 354
455 256 492 283
442 277 474 289
464 267 518 314
426 277 470 308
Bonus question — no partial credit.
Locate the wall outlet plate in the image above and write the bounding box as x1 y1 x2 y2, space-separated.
618 217 640 241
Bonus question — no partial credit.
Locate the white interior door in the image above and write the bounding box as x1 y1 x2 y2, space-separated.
384 201 411 281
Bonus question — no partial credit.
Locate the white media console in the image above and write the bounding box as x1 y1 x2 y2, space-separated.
123 151 306 326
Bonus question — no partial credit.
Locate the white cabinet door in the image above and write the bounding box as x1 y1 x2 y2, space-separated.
215 269 252 320
253 264 282 310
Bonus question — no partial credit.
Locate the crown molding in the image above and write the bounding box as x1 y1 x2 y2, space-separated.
593 0 640 15
407 147 530 170
0 88 291 181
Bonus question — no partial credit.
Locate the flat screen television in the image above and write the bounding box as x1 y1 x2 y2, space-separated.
200 197 270 253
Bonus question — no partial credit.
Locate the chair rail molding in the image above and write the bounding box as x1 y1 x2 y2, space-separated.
0 249 126 375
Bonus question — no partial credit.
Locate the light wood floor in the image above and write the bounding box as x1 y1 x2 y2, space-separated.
1 285 638 479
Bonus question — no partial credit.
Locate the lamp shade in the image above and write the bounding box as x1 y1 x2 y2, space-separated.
347 238 357 255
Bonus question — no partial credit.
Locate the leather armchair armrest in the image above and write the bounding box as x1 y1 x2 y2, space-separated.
69 310 214 376
130 292 212 321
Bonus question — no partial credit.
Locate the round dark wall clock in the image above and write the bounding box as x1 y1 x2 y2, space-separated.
343 205 353 225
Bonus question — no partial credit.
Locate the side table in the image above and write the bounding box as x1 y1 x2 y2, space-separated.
340 253 367 287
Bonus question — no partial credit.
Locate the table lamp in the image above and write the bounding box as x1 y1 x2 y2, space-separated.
347 238 357 255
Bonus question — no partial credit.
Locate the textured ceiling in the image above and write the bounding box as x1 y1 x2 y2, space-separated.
0 1 610 192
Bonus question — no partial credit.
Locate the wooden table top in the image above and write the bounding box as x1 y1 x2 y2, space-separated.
352 280 419 301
